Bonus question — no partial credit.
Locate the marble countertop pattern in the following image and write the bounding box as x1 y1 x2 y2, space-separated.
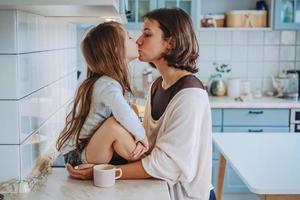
4 168 171 200
209 96 300 109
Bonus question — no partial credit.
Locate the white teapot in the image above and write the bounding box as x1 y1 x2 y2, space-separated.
271 70 289 97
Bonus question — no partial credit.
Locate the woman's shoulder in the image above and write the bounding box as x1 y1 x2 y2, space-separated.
173 87 209 105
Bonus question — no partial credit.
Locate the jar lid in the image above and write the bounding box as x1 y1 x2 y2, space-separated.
201 14 225 20
226 10 267 15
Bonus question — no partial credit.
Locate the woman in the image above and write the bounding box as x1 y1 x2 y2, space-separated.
66 8 215 200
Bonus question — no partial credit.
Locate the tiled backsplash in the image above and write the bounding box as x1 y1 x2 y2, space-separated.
0 10 77 183
127 29 300 95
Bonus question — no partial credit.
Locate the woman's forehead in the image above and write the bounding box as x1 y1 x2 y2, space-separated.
142 19 160 31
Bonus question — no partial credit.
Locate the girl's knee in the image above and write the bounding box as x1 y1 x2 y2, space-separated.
106 117 129 135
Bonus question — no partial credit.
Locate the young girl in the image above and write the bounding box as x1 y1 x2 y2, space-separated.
56 21 148 167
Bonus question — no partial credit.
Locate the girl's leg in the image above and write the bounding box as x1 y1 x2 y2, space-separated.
84 117 137 164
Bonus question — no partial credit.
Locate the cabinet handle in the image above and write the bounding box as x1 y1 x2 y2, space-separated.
248 110 264 114
248 129 263 132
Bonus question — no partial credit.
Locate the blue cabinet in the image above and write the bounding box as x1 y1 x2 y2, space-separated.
124 0 197 29
223 109 289 127
274 0 300 29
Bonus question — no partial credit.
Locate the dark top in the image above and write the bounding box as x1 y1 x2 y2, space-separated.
151 74 205 120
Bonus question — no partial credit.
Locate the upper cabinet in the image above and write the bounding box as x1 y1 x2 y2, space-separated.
125 0 197 29
125 0 300 31
274 0 300 29
199 0 273 30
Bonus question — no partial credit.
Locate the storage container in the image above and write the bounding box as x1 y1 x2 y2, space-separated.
201 14 225 27
226 10 267 28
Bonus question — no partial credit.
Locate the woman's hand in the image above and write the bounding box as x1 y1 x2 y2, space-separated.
66 163 95 180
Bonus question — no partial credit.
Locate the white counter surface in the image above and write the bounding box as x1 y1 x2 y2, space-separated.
209 96 300 109
4 168 171 200
213 132 300 195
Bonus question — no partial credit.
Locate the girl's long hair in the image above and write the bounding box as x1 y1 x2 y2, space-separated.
56 21 132 152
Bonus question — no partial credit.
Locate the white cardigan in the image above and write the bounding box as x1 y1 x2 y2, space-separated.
141 88 213 200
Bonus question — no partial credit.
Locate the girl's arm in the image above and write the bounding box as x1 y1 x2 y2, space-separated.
98 79 146 141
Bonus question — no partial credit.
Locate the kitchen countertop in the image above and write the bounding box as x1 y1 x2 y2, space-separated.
3 168 171 200
209 96 300 109
135 96 300 112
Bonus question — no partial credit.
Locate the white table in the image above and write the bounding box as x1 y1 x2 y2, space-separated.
213 133 300 200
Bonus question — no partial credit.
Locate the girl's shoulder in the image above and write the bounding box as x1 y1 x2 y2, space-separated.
94 75 121 90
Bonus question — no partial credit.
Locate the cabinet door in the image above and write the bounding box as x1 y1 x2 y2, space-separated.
211 159 249 193
211 109 222 126
274 0 300 29
224 165 250 193
157 0 192 16
212 127 222 160
223 109 289 127
223 126 290 133
126 0 157 29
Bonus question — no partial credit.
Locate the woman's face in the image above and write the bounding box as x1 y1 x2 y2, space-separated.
124 29 139 62
136 19 171 62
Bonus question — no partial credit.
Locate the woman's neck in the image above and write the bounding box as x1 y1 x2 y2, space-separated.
153 59 191 89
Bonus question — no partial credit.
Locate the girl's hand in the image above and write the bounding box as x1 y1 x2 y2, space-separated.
139 138 149 151
66 163 95 180
131 141 147 159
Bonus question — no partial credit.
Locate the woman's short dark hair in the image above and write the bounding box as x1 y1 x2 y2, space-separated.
143 8 199 73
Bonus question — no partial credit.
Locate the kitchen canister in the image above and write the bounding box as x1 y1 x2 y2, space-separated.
240 80 251 96
227 77 240 97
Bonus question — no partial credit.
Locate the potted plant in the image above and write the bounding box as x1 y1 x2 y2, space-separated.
208 62 231 96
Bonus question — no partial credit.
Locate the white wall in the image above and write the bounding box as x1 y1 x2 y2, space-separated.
0 10 77 182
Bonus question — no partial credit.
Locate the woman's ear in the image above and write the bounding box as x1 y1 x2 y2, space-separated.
165 37 175 51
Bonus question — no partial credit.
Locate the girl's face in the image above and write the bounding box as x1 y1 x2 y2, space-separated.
136 19 171 62
124 29 139 62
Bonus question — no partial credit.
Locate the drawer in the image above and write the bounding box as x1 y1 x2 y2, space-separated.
223 109 289 126
212 109 222 126
223 126 290 133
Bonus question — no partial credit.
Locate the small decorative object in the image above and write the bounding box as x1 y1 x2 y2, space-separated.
201 14 225 27
256 0 268 10
201 17 216 27
208 62 231 96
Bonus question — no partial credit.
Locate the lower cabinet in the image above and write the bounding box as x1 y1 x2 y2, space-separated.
223 126 290 133
211 108 290 193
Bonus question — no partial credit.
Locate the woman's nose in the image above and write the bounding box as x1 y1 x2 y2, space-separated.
136 36 142 45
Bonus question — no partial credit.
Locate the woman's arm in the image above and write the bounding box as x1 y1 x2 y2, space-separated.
66 161 152 180
118 160 152 179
